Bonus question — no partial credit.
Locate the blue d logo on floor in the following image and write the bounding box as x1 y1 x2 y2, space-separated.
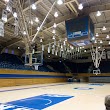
74 87 94 90
0 94 74 110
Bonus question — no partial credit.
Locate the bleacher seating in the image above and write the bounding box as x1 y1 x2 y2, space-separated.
0 53 56 72
38 65 55 72
0 53 32 70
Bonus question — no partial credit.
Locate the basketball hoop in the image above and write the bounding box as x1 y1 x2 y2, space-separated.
91 45 104 75
25 51 43 70
34 65 39 70
93 68 101 75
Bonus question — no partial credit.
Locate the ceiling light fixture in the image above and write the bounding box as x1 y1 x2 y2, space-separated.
53 23 57 28
6 6 12 12
18 47 20 49
57 0 63 5
100 40 103 43
54 12 58 17
52 29 56 34
78 4 83 10
29 20 33 25
30 20 33 25
65 38 67 41
102 26 106 31
94 40 97 43
92 37 95 41
96 33 99 37
40 39 42 42
52 36 55 39
37 27 40 31
13 12 17 18
96 11 101 16
31 4 36 10
35 17 39 23
4 0 9 2
23 31 26 35
106 35 109 39
84 50 86 52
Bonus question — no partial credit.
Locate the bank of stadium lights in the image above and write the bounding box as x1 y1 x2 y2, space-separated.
78 4 83 10
57 0 64 5
31 4 36 10
54 12 58 18
102 26 106 31
96 11 101 17
106 35 110 39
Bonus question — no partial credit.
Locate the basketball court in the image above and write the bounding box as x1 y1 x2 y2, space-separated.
0 0 110 110
0 83 109 110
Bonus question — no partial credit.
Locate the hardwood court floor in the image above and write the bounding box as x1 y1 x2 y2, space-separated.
0 83 109 110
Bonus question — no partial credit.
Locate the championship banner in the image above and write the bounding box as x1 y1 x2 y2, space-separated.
107 51 110 59
14 18 19 36
2 10 7 22
102 51 106 59
0 21 4 37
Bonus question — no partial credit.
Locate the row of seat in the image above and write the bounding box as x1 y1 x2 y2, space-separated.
0 53 33 70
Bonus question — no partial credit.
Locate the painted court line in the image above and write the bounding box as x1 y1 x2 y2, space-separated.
0 83 68 93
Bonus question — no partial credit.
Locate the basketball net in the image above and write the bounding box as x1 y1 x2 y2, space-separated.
91 45 104 75
34 65 39 70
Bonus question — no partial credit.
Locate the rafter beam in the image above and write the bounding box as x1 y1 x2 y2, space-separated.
84 3 110 15
65 0 79 5
2 38 22 47
45 13 74 29
65 0 79 15
1 38 22 53
7 0 43 22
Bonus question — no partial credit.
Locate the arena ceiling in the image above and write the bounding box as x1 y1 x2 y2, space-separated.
0 0 110 59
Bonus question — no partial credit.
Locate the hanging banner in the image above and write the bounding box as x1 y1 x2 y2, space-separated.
102 51 106 59
107 51 110 59
48 47 50 53
14 18 19 36
42 45 44 51
6 0 12 12
2 10 7 22
0 21 4 37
